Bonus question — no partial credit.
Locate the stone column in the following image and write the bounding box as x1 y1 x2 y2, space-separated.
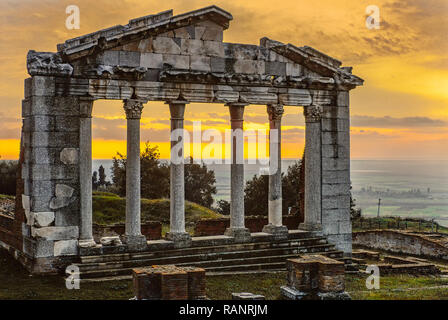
224 103 251 243
299 105 323 233
123 99 147 250
166 100 191 248
78 97 96 247
263 104 289 240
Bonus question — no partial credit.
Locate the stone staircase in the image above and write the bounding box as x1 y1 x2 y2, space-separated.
70 230 347 282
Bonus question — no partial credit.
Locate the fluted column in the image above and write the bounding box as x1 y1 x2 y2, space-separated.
78 97 96 247
166 100 191 248
224 103 251 243
299 105 323 233
122 99 147 250
263 104 288 240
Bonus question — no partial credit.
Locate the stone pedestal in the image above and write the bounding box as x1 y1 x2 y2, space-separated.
281 255 351 300
299 105 323 233
225 103 251 243
123 99 147 250
79 97 96 248
167 101 191 248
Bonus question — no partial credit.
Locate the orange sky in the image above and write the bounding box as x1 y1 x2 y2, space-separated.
1 0 447 160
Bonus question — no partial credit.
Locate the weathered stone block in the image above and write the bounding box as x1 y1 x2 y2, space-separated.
180 39 205 55
60 148 79 165
31 226 78 241
321 119 350 132
204 41 224 57
28 115 55 132
31 211 55 227
55 208 79 227
54 116 79 132
97 50 119 65
30 180 53 197
286 63 302 76
322 183 351 196
233 60 265 74
321 132 349 146
322 195 351 209
337 91 349 107
265 61 286 76
153 37 181 54
322 106 349 120
322 157 350 171
54 239 78 256
190 55 211 72
55 184 74 198
119 51 140 67
140 53 163 68
173 27 192 39
162 54 189 69
35 239 55 257
27 76 55 97
210 57 225 72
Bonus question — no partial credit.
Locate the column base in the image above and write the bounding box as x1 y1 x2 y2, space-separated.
122 234 147 251
166 232 192 248
262 224 289 240
225 227 251 243
78 239 97 248
299 223 323 235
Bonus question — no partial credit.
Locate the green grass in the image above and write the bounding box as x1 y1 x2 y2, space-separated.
92 192 223 227
352 216 448 234
0 194 14 200
1 248 447 300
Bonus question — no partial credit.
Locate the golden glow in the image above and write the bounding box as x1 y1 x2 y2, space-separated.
0 0 447 160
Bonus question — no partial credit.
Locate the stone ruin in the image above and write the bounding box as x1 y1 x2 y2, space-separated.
0 5 363 274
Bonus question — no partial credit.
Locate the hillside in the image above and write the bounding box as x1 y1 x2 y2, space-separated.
92 191 223 227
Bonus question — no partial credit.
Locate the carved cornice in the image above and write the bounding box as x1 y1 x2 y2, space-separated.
123 99 145 119
27 50 73 77
303 105 323 122
267 104 284 121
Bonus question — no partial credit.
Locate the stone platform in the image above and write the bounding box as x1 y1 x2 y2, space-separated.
68 230 347 282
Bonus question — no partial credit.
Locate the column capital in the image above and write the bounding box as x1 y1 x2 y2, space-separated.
303 105 323 122
79 97 95 118
123 99 145 119
227 103 247 122
167 101 187 120
267 104 284 121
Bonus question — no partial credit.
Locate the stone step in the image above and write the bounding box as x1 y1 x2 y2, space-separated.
76 243 335 272
80 237 329 264
72 249 344 279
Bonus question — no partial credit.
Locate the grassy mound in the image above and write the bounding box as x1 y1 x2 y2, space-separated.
92 191 223 226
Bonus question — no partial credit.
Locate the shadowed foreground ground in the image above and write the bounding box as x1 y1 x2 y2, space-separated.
0 249 447 300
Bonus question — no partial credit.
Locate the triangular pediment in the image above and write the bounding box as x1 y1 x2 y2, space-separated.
57 5 232 61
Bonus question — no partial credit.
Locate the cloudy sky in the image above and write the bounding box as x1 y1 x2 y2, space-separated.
0 0 447 159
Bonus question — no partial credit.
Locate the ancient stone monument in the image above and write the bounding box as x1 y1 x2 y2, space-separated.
281 255 351 300
0 5 363 273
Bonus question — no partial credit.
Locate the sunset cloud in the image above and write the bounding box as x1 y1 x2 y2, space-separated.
0 0 447 159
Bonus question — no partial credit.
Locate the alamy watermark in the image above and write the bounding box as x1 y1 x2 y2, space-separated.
66 5 80 30
365 5 380 30
65 264 80 289
169 121 279 175
365 265 380 289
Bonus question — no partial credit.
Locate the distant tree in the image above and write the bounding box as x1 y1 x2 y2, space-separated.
92 171 99 190
184 158 217 208
0 158 17 196
350 185 362 219
244 160 304 216
244 174 269 216
111 142 170 199
282 160 302 214
98 165 108 187
215 199 230 215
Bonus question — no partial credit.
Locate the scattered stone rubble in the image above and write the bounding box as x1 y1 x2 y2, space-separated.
0 198 15 217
